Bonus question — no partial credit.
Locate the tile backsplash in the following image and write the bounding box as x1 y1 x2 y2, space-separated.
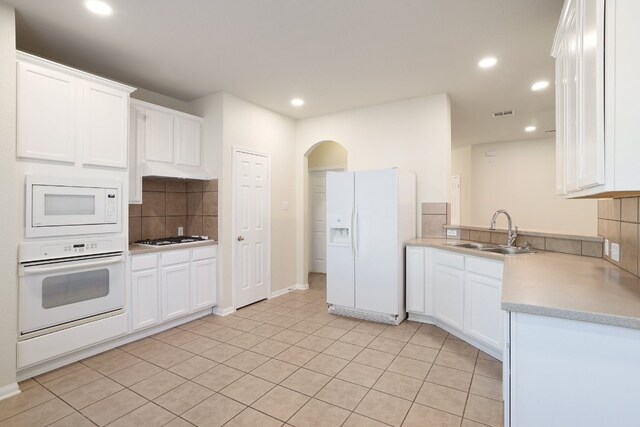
598 197 639 276
421 202 450 238
129 177 218 243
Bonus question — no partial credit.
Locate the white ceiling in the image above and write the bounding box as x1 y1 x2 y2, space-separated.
6 0 563 147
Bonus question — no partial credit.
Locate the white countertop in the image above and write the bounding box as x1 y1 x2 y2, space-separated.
405 238 640 330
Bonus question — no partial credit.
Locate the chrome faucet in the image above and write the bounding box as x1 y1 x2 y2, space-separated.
489 209 518 247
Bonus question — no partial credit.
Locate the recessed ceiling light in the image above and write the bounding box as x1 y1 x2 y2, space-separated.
85 0 113 16
291 98 304 107
525 126 537 132
478 57 497 69
531 81 549 91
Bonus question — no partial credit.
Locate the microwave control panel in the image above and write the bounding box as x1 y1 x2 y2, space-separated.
106 191 118 223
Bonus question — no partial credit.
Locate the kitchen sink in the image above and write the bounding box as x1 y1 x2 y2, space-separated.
482 247 535 255
444 242 535 255
446 242 499 250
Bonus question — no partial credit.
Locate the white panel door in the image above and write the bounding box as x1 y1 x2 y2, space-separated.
433 263 465 330
17 60 76 163
131 269 159 331
234 150 269 308
175 116 201 166
555 42 567 196
564 4 580 193
81 81 129 168
144 107 174 163
464 272 503 350
354 169 398 315
406 246 425 314
191 258 217 311
326 171 355 308
310 172 328 273
161 263 190 320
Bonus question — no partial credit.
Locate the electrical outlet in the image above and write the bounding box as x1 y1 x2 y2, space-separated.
446 229 459 237
604 239 609 256
178 226 184 236
611 243 620 262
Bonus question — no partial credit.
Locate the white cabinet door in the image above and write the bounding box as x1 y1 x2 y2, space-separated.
464 272 503 350
175 116 201 166
131 269 159 331
81 81 129 168
129 106 144 204
577 0 605 189
17 61 76 163
161 263 190 320
191 258 217 311
564 4 580 193
406 246 425 314
144 107 174 163
433 263 465 330
555 42 567 196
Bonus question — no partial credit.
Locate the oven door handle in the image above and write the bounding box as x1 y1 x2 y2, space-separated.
19 254 124 276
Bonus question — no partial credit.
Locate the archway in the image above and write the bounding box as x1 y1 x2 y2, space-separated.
303 141 347 284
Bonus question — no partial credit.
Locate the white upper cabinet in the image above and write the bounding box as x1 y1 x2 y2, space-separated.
175 116 202 166
130 99 203 168
17 52 134 168
17 59 76 163
143 107 174 164
553 0 640 197
82 81 130 168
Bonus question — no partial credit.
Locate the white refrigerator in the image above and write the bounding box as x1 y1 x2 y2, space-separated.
326 168 416 325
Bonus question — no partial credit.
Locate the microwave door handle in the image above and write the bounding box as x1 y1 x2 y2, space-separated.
20 254 124 276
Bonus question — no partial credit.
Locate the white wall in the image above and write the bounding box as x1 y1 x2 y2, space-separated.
307 141 347 170
451 145 472 225
190 92 296 309
295 94 452 284
0 2 18 395
131 87 190 113
465 138 597 235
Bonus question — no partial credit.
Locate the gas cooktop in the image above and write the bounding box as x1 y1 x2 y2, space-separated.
135 236 209 246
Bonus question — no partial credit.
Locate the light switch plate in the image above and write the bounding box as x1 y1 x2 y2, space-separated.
178 226 184 235
604 239 609 256
282 201 289 210
446 229 459 237
611 243 620 262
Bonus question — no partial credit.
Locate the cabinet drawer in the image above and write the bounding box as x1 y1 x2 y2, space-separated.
467 256 503 280
162 250 190 266
131 254 158 271
434 250 465 270
192 245 216 261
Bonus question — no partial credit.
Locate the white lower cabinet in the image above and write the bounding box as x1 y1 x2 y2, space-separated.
161 263 191 321
131 269 159 331
406 246 504 358
505 312 640 427
433 263 465 330
129 245 217 331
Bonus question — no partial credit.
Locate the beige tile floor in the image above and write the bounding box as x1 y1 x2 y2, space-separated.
0 273 503 426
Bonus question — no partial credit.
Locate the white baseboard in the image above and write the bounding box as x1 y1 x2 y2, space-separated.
294 283 309 290
269 287 291 299
213 306 236 316
0 383 20 401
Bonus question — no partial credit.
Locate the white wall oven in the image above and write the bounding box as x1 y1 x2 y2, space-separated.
25 175 121 238
18 237 126 339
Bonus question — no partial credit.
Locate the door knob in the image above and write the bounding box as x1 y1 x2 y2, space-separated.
237 235 245 241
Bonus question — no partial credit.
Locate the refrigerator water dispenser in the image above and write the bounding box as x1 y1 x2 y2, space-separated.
329 228 350 245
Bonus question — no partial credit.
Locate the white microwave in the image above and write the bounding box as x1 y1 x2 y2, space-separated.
25 175 122 238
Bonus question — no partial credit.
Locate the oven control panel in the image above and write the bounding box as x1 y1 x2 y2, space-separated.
19 236 127 263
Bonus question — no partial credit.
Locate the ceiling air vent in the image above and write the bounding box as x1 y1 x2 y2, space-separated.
492 110 515 118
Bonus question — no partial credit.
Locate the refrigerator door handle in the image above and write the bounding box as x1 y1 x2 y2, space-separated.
353 204 359 259
349 206 355 258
